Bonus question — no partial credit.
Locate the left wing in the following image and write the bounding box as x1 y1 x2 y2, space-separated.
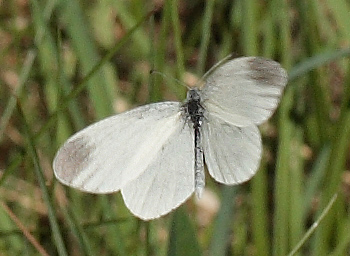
53 102 188 194
121 120 195 220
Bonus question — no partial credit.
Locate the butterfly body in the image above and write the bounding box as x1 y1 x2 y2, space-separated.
183 89 206 197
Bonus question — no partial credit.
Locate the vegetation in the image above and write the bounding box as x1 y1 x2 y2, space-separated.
1 0 350 255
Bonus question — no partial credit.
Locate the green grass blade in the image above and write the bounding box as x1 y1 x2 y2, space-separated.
58 0 114 118
16 103 68 256
312 70 350 254
289 48 350 81
251 166 270 256
196 0 215 75
208 187 236 255
168 207 201 256
0 51 35 143
273 87 294 256
170 0 185 80
288 194 338 256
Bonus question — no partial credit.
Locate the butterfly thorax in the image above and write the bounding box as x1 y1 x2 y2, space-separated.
184 89 205 128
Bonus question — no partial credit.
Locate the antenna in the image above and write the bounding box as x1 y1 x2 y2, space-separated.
150 70 190 90
195 54 233 87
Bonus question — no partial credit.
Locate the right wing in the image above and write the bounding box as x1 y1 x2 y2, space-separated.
53 102 193 194
202 113 262 185
200 57 288 126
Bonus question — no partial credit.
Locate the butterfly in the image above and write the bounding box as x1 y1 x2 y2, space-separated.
53 56 288 220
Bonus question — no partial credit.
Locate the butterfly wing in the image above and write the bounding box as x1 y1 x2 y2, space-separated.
121 121 195 220
53 102 194 195
202 114 262 184
200 56 286 184
200 56 288 126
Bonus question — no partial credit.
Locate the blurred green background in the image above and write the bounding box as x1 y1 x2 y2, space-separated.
1 0 350 255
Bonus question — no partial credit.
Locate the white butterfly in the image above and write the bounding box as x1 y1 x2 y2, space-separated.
53 56 288 220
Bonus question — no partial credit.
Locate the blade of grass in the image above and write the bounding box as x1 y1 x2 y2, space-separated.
325 0 350 41
272 0 293 254
288 194 338 256
148 11 164 103
273 87 293 256
16 102 68 256
58 0 114 119
0 154 22 187
30 0 76 145
289 48 350 82
168 207 201 256
99 196 128 255
329 214 350 256
241 0 258 55
112 0 150 57
208 186 236 255
251 165 270 256
0 51 35 143
170 0 185 83
302 145 330 219
1 0 57 145
0 201 50 256
310 0 338 45
288 128 304 254
196 0 215 75
261 13 275 58
59 204 96 256
0 199 24 252
151 0 186 100
153 3 171 99
312 61 350 255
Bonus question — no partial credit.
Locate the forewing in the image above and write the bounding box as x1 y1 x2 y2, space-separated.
121 118 195 220
202 113 262 184
201 57 288 126
53 102 184 194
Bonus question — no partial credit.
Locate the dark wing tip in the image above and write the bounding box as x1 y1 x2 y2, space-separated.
53 135 95 183
246 57 288 87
